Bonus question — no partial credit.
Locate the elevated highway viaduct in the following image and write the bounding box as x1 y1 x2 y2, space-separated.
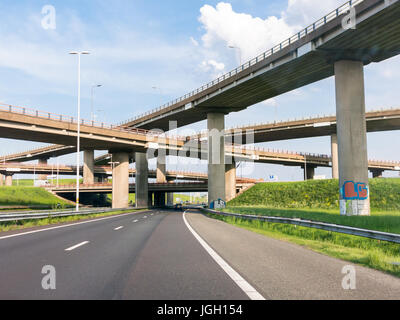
1 103 400 206
3 107 400 180
117 0 400 215
1 0 400 214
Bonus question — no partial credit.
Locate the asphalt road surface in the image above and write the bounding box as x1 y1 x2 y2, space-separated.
0 209 399 300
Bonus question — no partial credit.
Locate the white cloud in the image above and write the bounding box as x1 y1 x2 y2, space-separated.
261 98 278 107
199 2 294 62
197 0 346 65
283 0 344 27
190 36 199 47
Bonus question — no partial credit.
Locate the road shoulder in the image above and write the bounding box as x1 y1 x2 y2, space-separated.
186 211 400 300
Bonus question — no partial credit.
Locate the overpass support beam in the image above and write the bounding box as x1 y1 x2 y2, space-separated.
225 162 237 202
167 192 174 205
156 154 167 207
135 152 149 208
304 166 316 180
38 158 49 181
331 134 339 179
111 152 129 209
5 174 13 187
371 169 384 178
83 150 95 185
335 60 370 216
207 112 226 207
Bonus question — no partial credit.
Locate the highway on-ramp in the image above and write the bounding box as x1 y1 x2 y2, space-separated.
0 209 399 300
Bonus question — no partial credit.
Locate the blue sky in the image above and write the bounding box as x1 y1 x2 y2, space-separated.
0 0 399 182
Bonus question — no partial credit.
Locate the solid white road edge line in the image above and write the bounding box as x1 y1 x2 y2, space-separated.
65 241 89 251
183 211 265 301
0 211 149 241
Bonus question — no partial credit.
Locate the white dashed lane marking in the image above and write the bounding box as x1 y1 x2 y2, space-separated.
65 241 89 252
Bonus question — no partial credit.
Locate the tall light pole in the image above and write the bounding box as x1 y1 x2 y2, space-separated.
70 51 90 212
91 84 102 122
228 45 242 65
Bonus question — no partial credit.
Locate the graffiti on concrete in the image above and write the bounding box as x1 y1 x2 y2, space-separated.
341 181 369 200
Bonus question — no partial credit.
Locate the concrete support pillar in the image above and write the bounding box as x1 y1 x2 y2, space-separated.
335 60 370 216
0 174 3 187
154 192 166 207
111 152 129 209
371 170 384 178
305 166 316 180
156 153 167 207
156 153 167 183
5 174 13 187
83 149 95 185
135 152 149 208
208 112 226 207
167 192 174 205
225 162 237 202
331 134 339 179
38 158 48 181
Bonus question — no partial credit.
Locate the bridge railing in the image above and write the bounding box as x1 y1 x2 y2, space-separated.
120 0 365 126
0 103 187 141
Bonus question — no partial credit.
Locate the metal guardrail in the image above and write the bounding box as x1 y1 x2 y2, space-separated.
0 207 128 222
203 209 400 244
121 0 366 126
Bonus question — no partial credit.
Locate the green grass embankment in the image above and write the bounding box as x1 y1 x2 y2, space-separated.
210 179 400 277
0 187 72 209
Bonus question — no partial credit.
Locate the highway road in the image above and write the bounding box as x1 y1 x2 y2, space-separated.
0 209 399 300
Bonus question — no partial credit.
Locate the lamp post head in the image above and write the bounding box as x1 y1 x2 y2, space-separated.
69 51 90 55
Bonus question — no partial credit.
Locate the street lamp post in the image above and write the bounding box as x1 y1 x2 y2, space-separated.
70 51 90 212
91 84 102 122
228 45 242 65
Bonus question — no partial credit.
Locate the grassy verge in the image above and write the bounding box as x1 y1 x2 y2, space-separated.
207 212 400 277
230 178 400 211
0 187 72 208
0 209 145 233
223 206 400 234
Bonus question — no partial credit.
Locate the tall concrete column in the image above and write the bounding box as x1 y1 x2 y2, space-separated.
208 112 226 207
225 162 237 202
83 149 95 185
38 158 48 181
0 174 3 187
111 152 129 209
156 154 167 207
5 174 13 187
135 152 149 208
167 192 174 205
331 134 339 179
335 60 370 216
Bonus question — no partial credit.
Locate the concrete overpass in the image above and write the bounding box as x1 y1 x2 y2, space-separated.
116 0 400 215
45 181 257 207
119 0 400 131
3 107 399 163
1 0 400 214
